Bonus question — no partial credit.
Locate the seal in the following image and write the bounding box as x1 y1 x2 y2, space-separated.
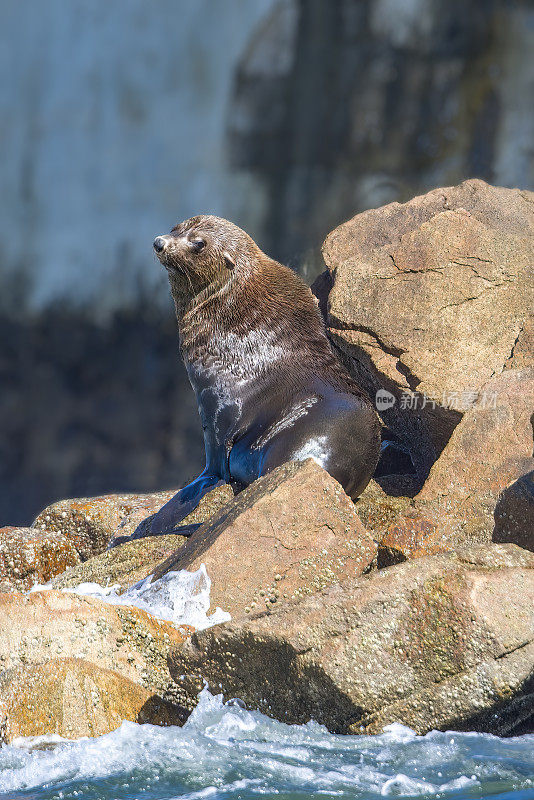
137 215 380 537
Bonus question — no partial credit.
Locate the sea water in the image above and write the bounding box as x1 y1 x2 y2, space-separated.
0 694 532 800
3 570 532 800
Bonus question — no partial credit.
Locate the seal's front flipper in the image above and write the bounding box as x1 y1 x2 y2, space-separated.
138 474 225 538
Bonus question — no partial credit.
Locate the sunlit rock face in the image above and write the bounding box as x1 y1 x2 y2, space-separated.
229 0 534 273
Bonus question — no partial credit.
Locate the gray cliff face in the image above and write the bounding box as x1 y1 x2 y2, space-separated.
0 0 275 310
1 0 533 306
229 0 534 273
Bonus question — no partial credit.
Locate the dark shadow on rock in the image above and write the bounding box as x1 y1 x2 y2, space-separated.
172 628 364 734
309 280 464 490
332 336 463 484
373 429 419 497
376 546 407 570
136 694 190 727
452 668 534 737
375 432 415 478
171 630 534 736
493 471 534 553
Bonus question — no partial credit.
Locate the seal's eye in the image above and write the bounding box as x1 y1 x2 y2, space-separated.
190 237 206 253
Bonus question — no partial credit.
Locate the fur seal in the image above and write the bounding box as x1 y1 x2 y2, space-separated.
136 215 380 537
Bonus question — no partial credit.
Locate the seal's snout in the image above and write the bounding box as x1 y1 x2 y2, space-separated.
153 236 167 253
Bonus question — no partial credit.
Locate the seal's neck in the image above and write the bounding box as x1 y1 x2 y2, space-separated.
175 275 238 349
173 275 251 384
173 258 337 393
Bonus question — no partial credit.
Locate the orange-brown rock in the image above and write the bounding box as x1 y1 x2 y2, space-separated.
169 545 534 735
416 368 534 548
0 527 79 591
354 480 414 533
377 513 450 567
323 179 533 400
354 481 449 567
0 658 180 741
32 484 234 559
0 589 192 741
153 459 377 617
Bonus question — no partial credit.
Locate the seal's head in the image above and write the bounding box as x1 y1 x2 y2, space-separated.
153 214 330 368
153 215 259 298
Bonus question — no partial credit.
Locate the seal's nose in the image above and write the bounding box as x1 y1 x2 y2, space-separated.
153 236 167 253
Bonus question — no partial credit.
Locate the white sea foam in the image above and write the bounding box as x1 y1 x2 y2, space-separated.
30 564 231 631
381 723 418 742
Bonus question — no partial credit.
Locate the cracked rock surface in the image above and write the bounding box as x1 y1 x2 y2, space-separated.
317 179 534 475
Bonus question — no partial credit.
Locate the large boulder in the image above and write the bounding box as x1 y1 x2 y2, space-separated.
32 484 234 559
0 590 191 741
416 368 534 548
153 459 377 618
169 545 534 736
0 527 79 591
318 179 534 475
0 658 179 741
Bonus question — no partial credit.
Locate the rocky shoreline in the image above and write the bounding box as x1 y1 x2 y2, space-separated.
0 180 532 742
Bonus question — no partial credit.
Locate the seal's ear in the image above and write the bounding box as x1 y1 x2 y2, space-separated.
223 251 235 270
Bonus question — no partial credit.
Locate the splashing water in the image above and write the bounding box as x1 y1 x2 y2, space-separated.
31 564 231 630
0 688 532 800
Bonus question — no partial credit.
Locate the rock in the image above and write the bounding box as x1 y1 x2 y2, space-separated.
452 542 534 570
354 481 449 567
0 590 192 741
0 658 179 742
52 533 188 591
0 527 79 591
169 546 534 736
494 471 534 553
506 316 534 371
32 484 235 559
32 491 174 560
363 642 534 736
377 514 450 568
354 480 414 533
153 459 377 618
318 179 534 475
416 368 534 547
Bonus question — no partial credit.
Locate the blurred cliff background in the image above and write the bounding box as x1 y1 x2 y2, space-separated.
1 0 533 525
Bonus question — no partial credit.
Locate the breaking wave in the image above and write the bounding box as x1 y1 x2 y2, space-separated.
1 688 532 800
